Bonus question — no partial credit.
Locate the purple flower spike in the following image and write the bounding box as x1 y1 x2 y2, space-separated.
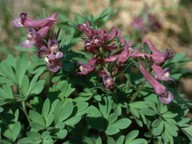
13 12 57 28
77 57 97 75
139 64 174 104
152 64 173 82
143 38 174 64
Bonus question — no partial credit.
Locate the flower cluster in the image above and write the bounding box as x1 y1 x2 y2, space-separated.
12 12 63 72
77 21 174 104
131 13 162 33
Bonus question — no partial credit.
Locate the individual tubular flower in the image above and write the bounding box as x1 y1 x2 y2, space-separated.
36 37 63 73
21 28 37 48
143 38 174 64
105 27 121 40
77 57 97 75
47 36 63 60
103 41 137 64
44 57 62 73
77 21 93 38
21 25 53 48
99 70 114 89
139 64 174 104
151 64 173 82
36 45 50 58
12 12 57 28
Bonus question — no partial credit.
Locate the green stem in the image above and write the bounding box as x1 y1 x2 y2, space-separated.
21 101 31 124
130 80 146 102
114 61 133 80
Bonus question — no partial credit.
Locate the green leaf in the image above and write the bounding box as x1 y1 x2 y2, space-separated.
64 115 81 126
162 112 178 118
113 118 132 129
108 113 118 125
106 118 131 135
0 85 14 99
107 137 116 144
178 118 191 127
21 75 29 97
0 56 17 84
58 100 73 122
27 74 44 95
125 130 139 142
28 80 45 95
30 122 46 131
99 96 112 118
76 102 88 112
87 106 102 117
170 53 186 63
0 77 12 85
46 113 54 127
12 122 21 141
58 80 75 100
116 136 125 144
126 138 148 144
16 54 29 87
164 121 178 137
129 107 140 118
27 131 42 141
29 110 46 128
182 125 192 141
42 99 50 118
18 137 34 144
129 101 147 109
105 124 120 135
152 121 164 136
56 129 67 139
152 119 161 128
140 108 156 116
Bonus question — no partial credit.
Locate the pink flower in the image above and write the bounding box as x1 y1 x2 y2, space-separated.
143 38 173 64
77 57 97 75
151 64 173 82
44 57 62 73
139 64 174 104
21 25 53 48
103 41 137 64
99 70 114 89
12 12 57 28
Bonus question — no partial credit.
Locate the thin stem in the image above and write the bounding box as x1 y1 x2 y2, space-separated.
114 61 133 80
21 101 31 124
130 80 146 102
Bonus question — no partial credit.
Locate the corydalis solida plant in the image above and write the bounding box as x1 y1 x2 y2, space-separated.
13 12 63 72
77 21 174 104
13 13 174 104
